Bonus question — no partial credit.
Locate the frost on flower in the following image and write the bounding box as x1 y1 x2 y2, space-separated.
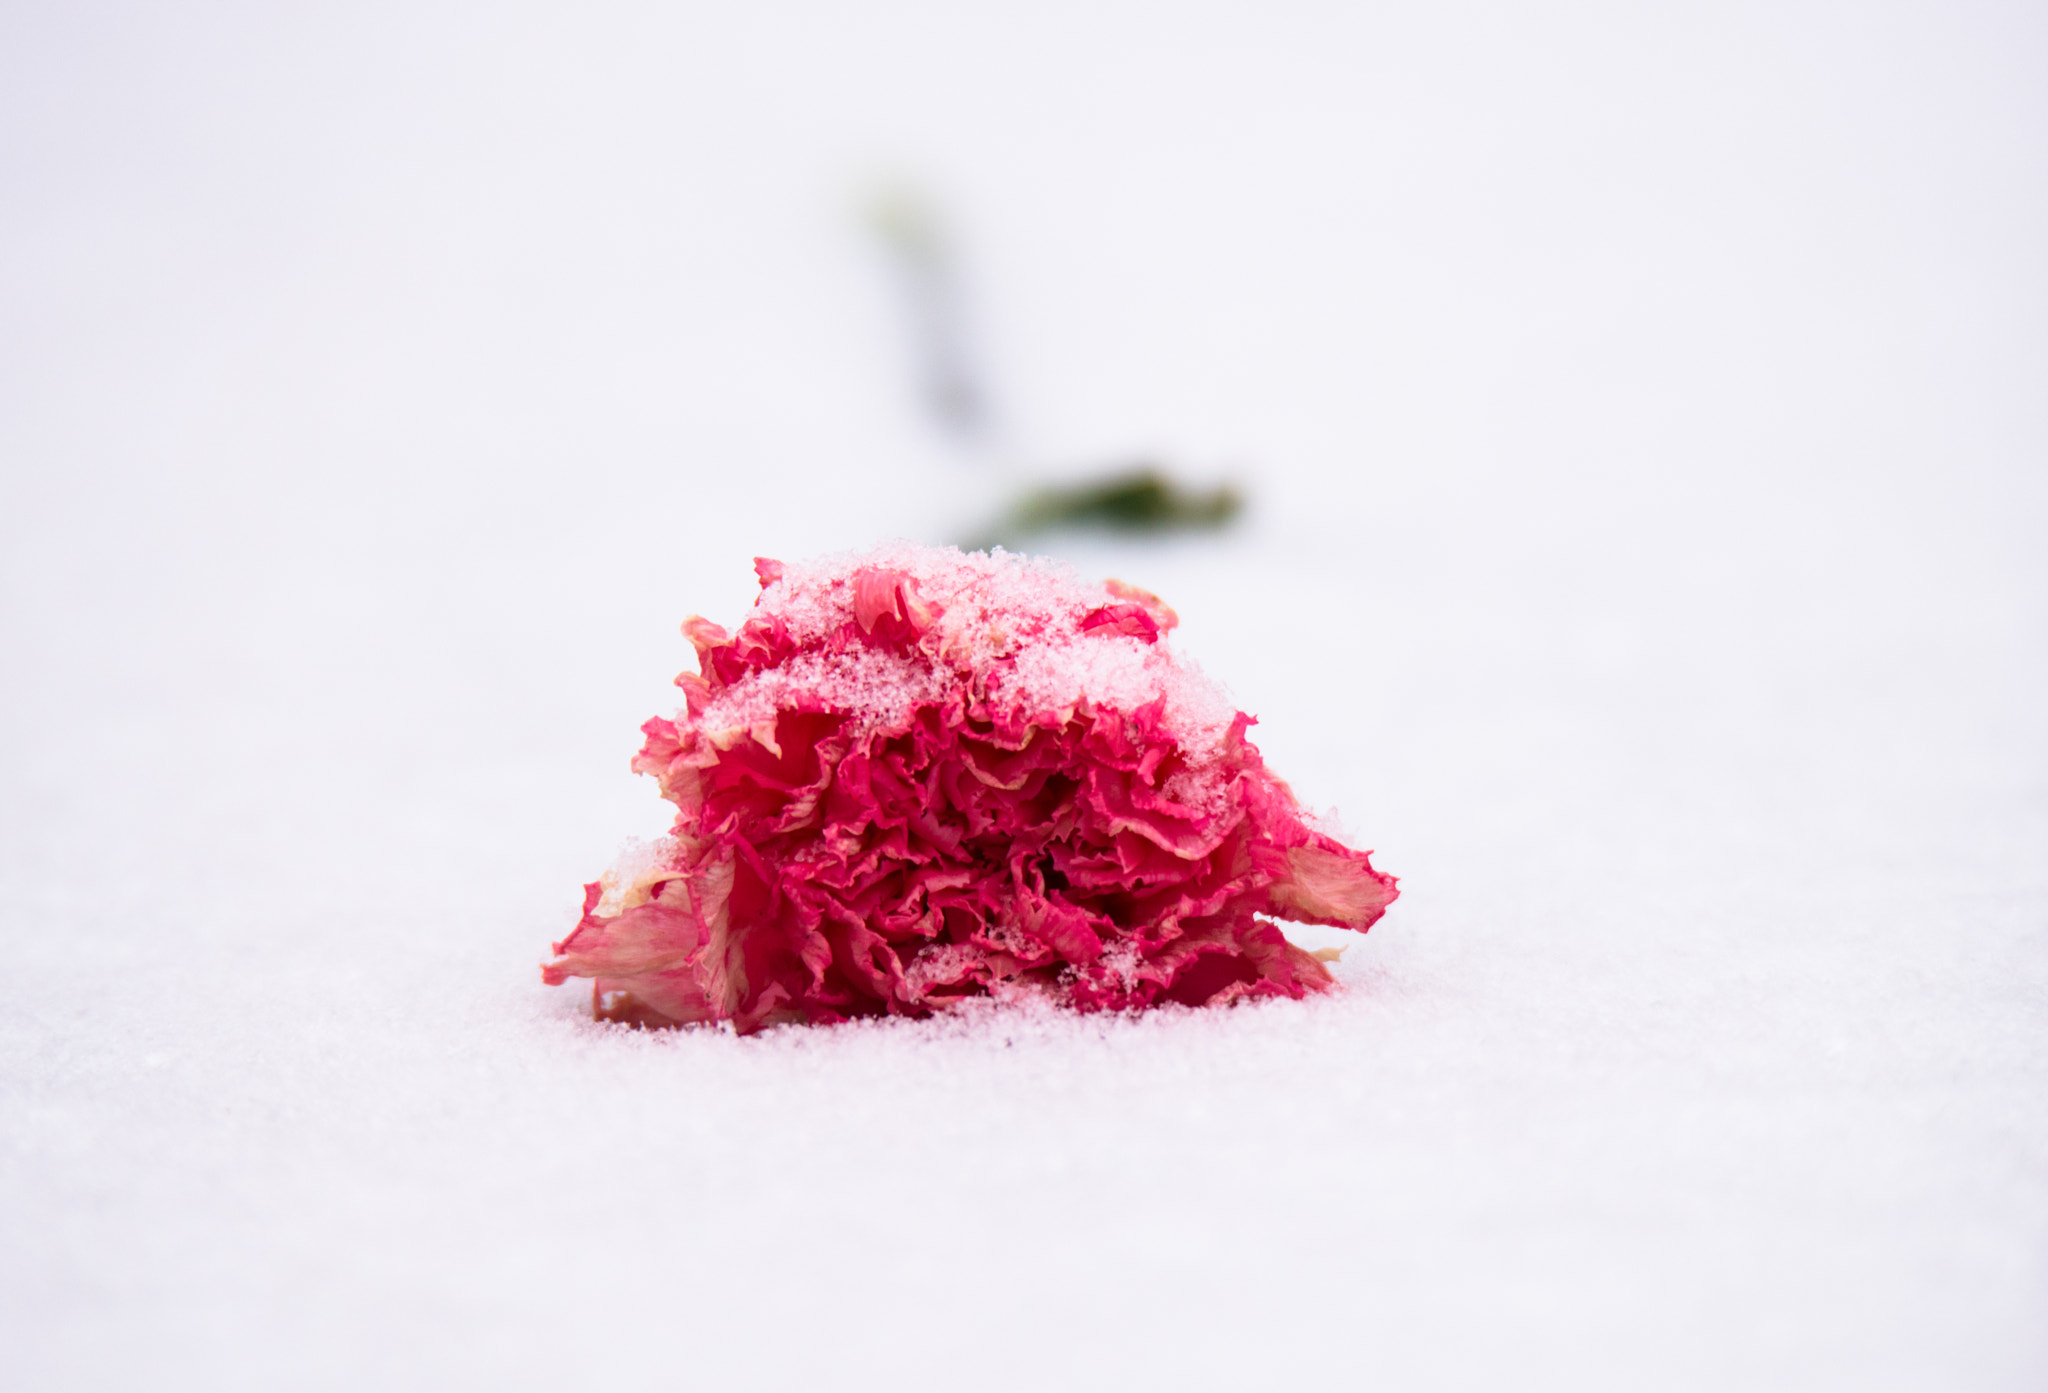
544 545 1397 1033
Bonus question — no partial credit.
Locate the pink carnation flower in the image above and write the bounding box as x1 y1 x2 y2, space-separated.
544 545 1396 1033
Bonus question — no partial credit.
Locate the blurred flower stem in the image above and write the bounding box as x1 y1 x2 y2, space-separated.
865 180 1247 551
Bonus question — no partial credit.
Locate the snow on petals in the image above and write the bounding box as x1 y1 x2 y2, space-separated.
544 544 1397 1034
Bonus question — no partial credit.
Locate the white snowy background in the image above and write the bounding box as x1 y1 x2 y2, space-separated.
3 2 2044 1388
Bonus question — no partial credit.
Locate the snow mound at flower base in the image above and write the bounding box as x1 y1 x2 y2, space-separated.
544 544 1397 1033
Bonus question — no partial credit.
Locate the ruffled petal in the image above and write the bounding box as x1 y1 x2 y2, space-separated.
544 546 1398 1032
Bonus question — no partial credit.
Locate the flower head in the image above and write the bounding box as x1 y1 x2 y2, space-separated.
544 544 1396 1033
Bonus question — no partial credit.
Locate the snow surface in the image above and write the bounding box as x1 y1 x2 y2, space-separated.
3 3 2045 1390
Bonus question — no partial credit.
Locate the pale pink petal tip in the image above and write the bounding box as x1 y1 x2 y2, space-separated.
545 543 1397 1034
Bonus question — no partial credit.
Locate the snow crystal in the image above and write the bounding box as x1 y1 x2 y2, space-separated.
697 646 949 738
722 542 1238 750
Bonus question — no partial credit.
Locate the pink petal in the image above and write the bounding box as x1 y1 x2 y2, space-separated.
542 545 1398 1032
